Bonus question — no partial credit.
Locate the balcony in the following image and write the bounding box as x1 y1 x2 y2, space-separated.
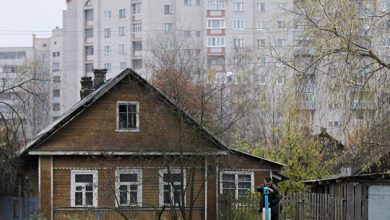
207 10 225 17
207 47 225 55
207 29 225 36
351 100 375 110
298 101 315 110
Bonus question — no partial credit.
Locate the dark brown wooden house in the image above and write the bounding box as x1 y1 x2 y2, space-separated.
19 69 283 220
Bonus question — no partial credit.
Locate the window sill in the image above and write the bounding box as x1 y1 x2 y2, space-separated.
115 129 140 133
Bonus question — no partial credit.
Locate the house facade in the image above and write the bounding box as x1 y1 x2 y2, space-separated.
20 68 282 220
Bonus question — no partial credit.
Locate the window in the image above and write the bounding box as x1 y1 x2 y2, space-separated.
119 26 126 36
133 23 142 33
84 9 93 21
120 62 127 70
196 31 201 37
132 3 142 15
184 0 191 6
257 2 265 12
52 62 60 72
104 28 111 38
233 2 244 11
53 103 60 111
71 170 98 207
115 169 142 207
85 63 93 73
207 19 225 29
277 39 286 47
132 41 142 51
233 39 244 48
117 101 139 131
132 59 142 69
159 169 185 207
233 20 244 30
119 44 126 53
328 121 340 127
184 31 192 37
119 8 126 18
85 46 94 56
104 45 111 56
277 2 286 10
104 63 111 72
258 56 266 66
256 21 265 29
104 10 111 19
53 89 60 97
207 37 225 47
164 40 173 50
85 28 94 38
52 52 60 57
0 52 26 60
164 5 174 14
53 76 61 83
277 75 285 85
382 37 390 47
220 171 253 200
257 39 266 47
196 0 201 6
277 20 286 28
164 23 174 33
259 75 266 85
208 0 225 10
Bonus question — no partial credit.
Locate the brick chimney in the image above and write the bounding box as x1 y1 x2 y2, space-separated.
93 69 107 90
80 76 94 99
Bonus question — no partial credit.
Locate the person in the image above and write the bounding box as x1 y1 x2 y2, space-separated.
256 177 280 220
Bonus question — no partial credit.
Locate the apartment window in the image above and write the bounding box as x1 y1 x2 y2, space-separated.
120 62 127 70
52 52 60 57
196 31 201 37
71 170 98 207
132 59 142 69
256 21 265 29
277 39 286 47
85 46 94 56
233 2 244 11
0 52 26 60
328 121 340 127
207 37 225 47
164 23 174 33
119 44 126 53
164 5 174 14
382 37 390 47
132 41 142 51
104 28 111 38
208 0 225 10
196 0 201 6
277 2 286 10
117 101 139 131
104 10 111 19
233 20 244 30
115 169 142 207
277 75 285 85
132 3 142 15
159 169 185 207
277 20 286 28
257 39 266 47
133 23 142 33
53 89 60 97
85 28 94 38
53 103 60 111
119 8 126 18
104 63 111 72
184 31 192 37
258 56 266 66
53 76 61 83
119 26 126 36
184 0 192 6
85 63 93 73
104 45 111 56
220 171 253 200
233 39 244 48
257 2 265 12
84 9 93 21
207 19 225 29
259 75 266 85
52 62 60 72
164 40 173 50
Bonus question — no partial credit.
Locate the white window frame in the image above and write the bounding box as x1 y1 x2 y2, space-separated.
132 3 142 15
208 0 225 10
184 0 192 6
233 38 244 48
104 45 111 56
132 23 142 33
159 168 186 207
104 63 111 72
119 44 126 53
119 8 126 18
207 19 225 29
233 2 244 12
70 170 98 207
219 171 254 200
115 169 143 207
104 28 111 38
257 21 265 30
257 39 266 47
382 37 390 47
277 75 285 85
207 37 225 47
103 10 112 19
118 26 126 36
277 20 286 29
116 101 140 132
277 38 286 47
164 4 174 14
257 2 266 12
164 23 174 33
233 20 244 30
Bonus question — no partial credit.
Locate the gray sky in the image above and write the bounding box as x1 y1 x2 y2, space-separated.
0 0 66 47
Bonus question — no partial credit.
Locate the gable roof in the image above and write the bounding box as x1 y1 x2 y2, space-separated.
18 69 283 167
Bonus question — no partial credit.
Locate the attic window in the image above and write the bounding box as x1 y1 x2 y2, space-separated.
116 101 139 132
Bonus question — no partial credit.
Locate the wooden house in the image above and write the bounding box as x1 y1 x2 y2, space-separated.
19 69 283 220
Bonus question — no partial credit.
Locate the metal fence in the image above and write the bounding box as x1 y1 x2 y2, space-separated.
0 196 39 220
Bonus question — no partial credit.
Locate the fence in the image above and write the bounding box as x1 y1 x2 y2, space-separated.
0 196 39 220
218 192 346 220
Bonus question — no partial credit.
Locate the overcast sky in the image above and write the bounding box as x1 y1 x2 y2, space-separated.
0 0 66 47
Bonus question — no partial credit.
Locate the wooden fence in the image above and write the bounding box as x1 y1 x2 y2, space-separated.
218 192 346 220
